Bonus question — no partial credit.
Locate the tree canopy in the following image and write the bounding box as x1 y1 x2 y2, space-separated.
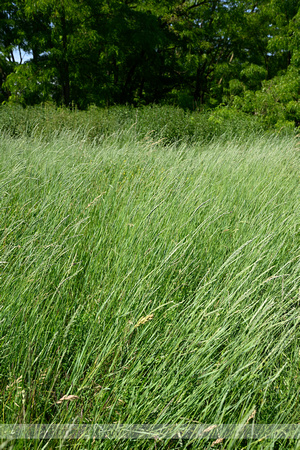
1 0 300 126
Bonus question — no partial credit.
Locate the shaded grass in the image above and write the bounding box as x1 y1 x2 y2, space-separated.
0 128 299 449
0 103 267 145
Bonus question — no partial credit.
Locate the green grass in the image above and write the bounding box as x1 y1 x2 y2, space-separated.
0 103 267 145
0 119 299 449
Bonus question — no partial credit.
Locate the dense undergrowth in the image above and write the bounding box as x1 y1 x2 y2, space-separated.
0 108 299 449
0 103 271 145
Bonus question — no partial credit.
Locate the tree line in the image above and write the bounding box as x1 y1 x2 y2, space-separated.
1 0 300 124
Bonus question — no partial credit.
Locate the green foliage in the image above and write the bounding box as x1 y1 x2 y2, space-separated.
1 0 300 129
228 79 246 97
240 64 268 90
3 63 53 105
229 67 300 131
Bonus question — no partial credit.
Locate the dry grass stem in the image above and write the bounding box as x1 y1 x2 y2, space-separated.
246 409 257 424
203 425 218 434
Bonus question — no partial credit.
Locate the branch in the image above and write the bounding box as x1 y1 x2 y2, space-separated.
174 0 209 17
183 0 210 10
18 46 23 64
187 2 209 9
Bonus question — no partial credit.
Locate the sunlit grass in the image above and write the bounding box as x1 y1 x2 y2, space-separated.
0 128 299 449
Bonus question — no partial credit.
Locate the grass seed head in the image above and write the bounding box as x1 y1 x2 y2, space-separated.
134 314 154 328
211 438 224 447
57 395 79 404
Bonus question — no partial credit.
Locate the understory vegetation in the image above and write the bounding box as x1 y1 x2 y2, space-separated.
0 107 299 449
0 103 276 144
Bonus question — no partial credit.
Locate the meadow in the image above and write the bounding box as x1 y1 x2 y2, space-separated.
0 105 299 449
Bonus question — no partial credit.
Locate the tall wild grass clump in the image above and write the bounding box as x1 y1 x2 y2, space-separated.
0 122 299 448
0 103 267 144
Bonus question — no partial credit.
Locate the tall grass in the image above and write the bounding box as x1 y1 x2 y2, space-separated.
0 103 267 144
0 123 299 449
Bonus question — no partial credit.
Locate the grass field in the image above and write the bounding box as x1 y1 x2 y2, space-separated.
0 113 299 448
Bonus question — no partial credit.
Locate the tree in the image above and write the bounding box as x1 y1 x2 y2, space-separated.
1 0 299 117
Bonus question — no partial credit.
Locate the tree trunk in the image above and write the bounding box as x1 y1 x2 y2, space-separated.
61 10 70 107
